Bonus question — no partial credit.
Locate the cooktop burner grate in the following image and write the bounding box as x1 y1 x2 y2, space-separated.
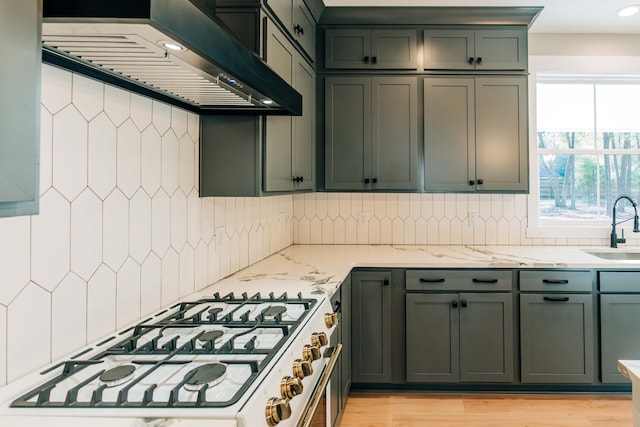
11 292 316 409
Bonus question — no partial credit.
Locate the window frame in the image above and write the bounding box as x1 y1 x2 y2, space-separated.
526 55 640 239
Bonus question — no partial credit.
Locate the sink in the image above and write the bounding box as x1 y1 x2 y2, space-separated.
584 250 640 261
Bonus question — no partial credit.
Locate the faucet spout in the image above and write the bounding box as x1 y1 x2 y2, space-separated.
611 195 640 248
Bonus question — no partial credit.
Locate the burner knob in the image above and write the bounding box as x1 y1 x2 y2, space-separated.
302 344 321 362
311 332 328 348
265 397 292 426
280 375 303 399
325 312 339 328
292 358 313 379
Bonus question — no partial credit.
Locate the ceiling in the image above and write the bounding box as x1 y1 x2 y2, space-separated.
322 0 640 34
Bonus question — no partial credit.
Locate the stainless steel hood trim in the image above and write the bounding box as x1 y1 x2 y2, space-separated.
42 0 302 115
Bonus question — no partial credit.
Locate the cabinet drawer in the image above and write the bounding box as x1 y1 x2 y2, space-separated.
406 270 512 291
600 271 640 292
519 270 592 292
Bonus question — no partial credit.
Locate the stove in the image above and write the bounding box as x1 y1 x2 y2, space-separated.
0 290 339 427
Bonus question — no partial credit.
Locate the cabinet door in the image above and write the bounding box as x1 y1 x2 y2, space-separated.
264 21 294 192
601 294 640 383
423 29 475 70
520 293 595 383
325 29 371 69
292 58 315 190
372 77 419 190
406 293 459 383
351 271 392 383
459 293 513 382
266 0 293 31
475 77 528 192
474 29 527 70
325 77 371 190
424 77 476 191
293 0 315 59
371 30 417 70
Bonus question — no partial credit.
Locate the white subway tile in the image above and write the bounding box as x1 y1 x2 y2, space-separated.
140 253 162 316
207 242 221 289
409 194 422 219
486 218 498 245
187 190 202 249
304 193 317 219
473 219 486 245
509 219 522 245
238 231 249 271
321 217 333 244
104 85 130 126
403 218 416 245
380 217 392 244
161 131 180 195
151 190 171 258
88 113 117 200
187 112 199 141
491 194 503 220
421 194 433 219
392 217 404 244
7 283 51 382
41 64 72 114
201 197 215 245
70 189 102 281
450 218 463 244
432 194 445 219
0 216 30 305
130 94 152 131
310 217 323 244
339 193 352 220
179 246 195 298
357 216 369 245
116 120 142 199
298 217 310 244
171 107 188 138
427 217 439 245
179 134 196 194
333 217 346 244
51 272 86 360
368 216 381 245
438 219 451 245
397 194 410 220
345 217 357 244
72 73 103 121
152 101 172 135
53 105 88 201
316 193 328 219
479 195 492 220
161 249 180 306
31 189 71 291
225 198 237 235
170 190 188 251
503 194 516 220
514 194 528 220
385 193 398 219
229 233 240 273
116 258 141 329
40 106 53 195
130 189 152 264
141 126 162 196
415 218 427 245
103 189 129 271
456 194 468 221
327 193 340 220
497 217 509 245
374 193 386 220
87 264 116 343
444 194 456 219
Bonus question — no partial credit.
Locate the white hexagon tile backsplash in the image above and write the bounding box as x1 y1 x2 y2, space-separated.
0 64 293 386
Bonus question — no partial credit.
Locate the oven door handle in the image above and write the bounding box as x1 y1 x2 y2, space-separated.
296 343 343 427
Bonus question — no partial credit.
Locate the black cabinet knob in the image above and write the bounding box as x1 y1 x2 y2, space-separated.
476 57 482 64
372 178 378 184
468 180 475 186
461 300 467 308
364 56 370 64
451 301 458 308
468 57 474 65
372 56 378 64
364 178 370 184
477 179 484 185
383 279 390 286
294 24 304 35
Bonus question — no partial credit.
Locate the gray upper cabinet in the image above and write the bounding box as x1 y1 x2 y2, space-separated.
424 28 527 71
264 20 315 192
325 29 418 70
266 0 316 59
424 76 528 192
0 1 41 217
325 76 419 191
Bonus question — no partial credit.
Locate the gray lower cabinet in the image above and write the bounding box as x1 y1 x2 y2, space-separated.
406 292 513 383
325 76 419 191
324 29 418 70
423 28 527 71
520 293 595 383
424 76 528 192
599 271 640 384
351 270 392 383
330 275 351 426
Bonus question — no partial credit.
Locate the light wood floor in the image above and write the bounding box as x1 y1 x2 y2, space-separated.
339 392 633 427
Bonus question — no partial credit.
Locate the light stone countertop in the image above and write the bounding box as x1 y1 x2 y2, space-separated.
197 245 640 299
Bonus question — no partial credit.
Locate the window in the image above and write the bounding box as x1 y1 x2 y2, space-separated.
534 75 640 232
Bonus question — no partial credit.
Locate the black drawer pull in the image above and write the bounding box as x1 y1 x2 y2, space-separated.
472 278 498 284
542 279 569 285
543 296 570 302
383 279 390 286
419 278 445 283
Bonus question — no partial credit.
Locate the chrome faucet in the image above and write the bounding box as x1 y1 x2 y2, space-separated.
610 195 640 248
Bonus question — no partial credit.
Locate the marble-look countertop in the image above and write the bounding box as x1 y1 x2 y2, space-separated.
196 245 640 299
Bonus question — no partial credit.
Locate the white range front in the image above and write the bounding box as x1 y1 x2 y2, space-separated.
0 290 338 427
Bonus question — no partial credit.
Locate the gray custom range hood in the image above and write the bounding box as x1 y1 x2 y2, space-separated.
42 0 302 115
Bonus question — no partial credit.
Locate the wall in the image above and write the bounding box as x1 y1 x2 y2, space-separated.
293 192 613 246
0 64 293 386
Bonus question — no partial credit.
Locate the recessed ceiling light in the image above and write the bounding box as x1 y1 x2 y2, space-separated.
163 42 185 51
617 5 639 17
261 99 274 105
